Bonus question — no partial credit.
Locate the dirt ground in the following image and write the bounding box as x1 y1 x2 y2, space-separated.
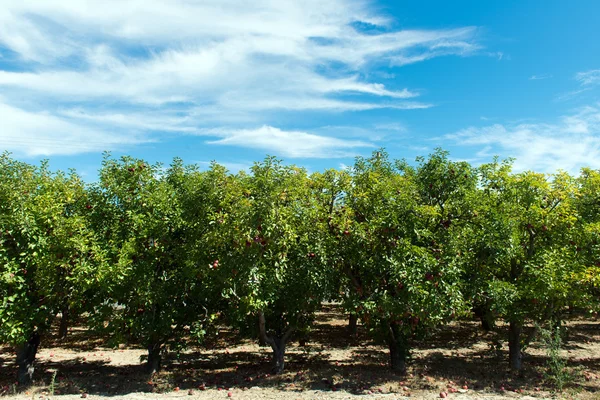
1 305 599 400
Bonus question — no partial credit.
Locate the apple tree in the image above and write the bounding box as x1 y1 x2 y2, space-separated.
212 157 330 373
0 153 103 384
406 150 485 328
573 168 600 311
87 155 222 373
335 150 467 372
309 168 356 333
460 159 584 370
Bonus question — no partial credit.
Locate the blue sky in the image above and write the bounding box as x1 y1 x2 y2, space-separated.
1 0 599 178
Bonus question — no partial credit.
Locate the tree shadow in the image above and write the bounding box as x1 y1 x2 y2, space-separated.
1 307 599 397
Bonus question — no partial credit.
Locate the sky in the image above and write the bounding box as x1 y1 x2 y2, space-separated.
1 0 599 178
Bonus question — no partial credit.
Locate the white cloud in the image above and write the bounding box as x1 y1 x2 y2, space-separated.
557 69 600 101
0 100 149 156
58 108 198 133
204 125 373 158
446 104 600 173
575 69 600 86
373 122 407 132
529 74 553 80
388 30 481 66
0 0 481 157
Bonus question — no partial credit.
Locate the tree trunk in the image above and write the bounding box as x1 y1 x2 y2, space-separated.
258 311 294 374
58 304 69 340
298 331 308 347
271 336 286 374
146 343 162 374
388 322 408 373
508 321 523 371
473 304 495 331
16 332 41 386
258 316 266 347
348 313 358 336
481 307 495 331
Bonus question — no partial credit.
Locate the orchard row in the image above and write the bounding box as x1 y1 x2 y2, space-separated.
1 150 599 385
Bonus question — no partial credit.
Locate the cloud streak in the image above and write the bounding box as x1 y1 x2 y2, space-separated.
529 74 553 80
204 125 374 158
0 100 149 156
557 69 600 101
575 69 600 86
446 104 600 173
0 0 481 157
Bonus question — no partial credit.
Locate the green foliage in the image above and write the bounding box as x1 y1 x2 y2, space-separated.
456 158 587 324
538 324 575 391
87 155 222 355
321 150 469 369
49 371 57 395
0 152 102 346
214 157 330 339
0 148 599 375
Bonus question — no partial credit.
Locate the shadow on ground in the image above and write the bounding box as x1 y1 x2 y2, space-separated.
1 304 599 397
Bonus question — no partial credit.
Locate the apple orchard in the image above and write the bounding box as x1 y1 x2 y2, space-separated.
1 149 599 386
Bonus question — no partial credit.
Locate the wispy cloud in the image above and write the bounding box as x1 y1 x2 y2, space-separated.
445 104 600 173
557 69 600 101
0 99 150 156
0 0 481 157
529 73 553 80
575 69 600 86
373 122 407 132
204 125 374 158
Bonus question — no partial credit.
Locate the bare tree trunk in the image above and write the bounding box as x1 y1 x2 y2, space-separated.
473 304 495 331
58 304 69 340
257 316 266 347
258 312 294 374
348 313 358 336
16 332 41 386
147 343 162 374
298 330 308 347
271 336 286 374
388 322 407 373
508 321 523 371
